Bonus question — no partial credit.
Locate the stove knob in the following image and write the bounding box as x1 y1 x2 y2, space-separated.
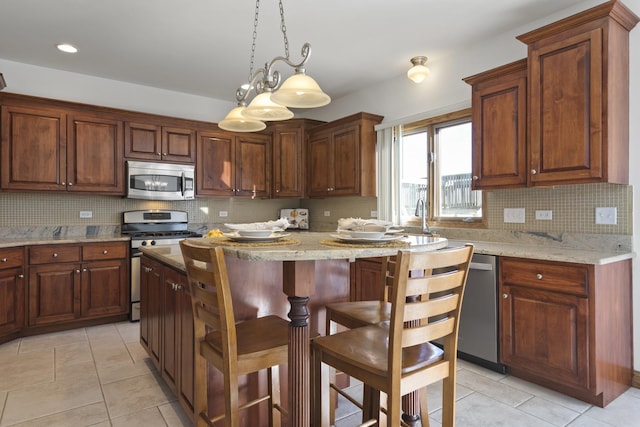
141 241 147 246
151 240 157 246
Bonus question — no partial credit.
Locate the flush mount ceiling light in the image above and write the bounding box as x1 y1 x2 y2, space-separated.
56 43 78 53
407 56 430 83
219 0 330 133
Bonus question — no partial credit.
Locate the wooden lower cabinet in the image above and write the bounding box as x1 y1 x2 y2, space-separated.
349 257 384 301
140 256 194 420
499 257 633 407
0 247 26 343
26 242 129 329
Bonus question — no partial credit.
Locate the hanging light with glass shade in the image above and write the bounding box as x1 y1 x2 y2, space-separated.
219 0 331 132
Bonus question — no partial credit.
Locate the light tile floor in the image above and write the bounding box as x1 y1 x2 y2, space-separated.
0 321 638 427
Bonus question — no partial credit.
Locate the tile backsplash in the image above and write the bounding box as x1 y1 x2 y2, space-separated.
0 182 632 236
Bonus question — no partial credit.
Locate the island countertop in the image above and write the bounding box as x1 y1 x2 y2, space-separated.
139 232 449 270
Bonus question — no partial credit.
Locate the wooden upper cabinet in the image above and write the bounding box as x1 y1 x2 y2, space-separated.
307 112 383 198
125 122 196 163
464 59 528 190
196 130 271 198
269 119 324 198
67 113 124 193
1 104 67 191
517 0 639 186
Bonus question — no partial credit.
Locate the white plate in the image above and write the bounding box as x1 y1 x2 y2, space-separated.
330 234 406 243
385 228 404 234
223 232 290 242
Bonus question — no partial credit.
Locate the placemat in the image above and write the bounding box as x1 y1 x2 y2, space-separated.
207 237 301 247
319 238 411 249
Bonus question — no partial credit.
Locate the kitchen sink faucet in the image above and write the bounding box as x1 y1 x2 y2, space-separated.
415 188 432 235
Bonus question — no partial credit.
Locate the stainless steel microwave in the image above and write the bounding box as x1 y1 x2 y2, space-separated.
126 161 195 201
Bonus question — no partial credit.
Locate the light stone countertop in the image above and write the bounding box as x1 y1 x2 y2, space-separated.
0 236 130 248
139 232 449 271
445 239 633 265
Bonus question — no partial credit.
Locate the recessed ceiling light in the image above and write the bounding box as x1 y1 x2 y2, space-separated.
56 43 78 53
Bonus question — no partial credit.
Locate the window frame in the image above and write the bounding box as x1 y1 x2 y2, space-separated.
401 108 487 229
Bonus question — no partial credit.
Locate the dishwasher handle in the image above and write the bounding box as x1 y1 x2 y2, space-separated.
469 261 493 271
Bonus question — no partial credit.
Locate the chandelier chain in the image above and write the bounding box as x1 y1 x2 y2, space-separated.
279 0 290 59
248 0 261 81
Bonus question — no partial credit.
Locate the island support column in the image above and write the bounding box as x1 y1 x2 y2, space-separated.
283 260 316 427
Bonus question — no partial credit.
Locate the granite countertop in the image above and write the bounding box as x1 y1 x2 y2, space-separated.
445 239 633 265
0 236 130 248
140 232 449 271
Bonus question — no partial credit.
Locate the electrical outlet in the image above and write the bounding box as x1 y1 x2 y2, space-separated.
219 211 228 217
535 210 552 220
323 211 331 217
504 208 525 223
79 210 93 219
595 207 617 225
370 210 378 218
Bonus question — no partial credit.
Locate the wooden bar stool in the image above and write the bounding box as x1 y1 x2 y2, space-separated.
180 240 289 427
313 245 473 427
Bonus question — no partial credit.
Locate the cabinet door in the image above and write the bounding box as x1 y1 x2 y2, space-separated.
161 266 181 393
332 125 360 196
68 114 124 193
273 126 305 198
235 134 271 198
80 259 128 318
308 131 331 197
469 61 527 189
124 122 161 161
1 105 67 191
196 131 235 196
350 258 384 302
140 257 162 369
28 263 81 326
177 281 195 416
500 285 589 389
528 29 603 185
0 267 25 338
162 127 196 163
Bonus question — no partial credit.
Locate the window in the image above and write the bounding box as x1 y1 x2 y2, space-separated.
378 108 484 227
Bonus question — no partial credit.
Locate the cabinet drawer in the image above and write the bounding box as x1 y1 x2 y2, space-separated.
500 258 589 296
82 242 128 261
0 247 24 269
29 245 81 265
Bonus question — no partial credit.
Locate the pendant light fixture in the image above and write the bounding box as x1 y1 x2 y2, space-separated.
218 0 330 132
407 56 430 83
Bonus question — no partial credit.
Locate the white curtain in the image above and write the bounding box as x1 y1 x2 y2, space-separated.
376 125 402 224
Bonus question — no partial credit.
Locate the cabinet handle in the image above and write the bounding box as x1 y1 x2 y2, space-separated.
157 152 161 156
76 269 81 273
472 176 479 180
276 189 280 193
18 274 24 279
83 268 87 272
103 250 108 254
143 266 153 273
68 182 73 186
531 169 537 175
1 258 6 262
163 152 167 156
61 182 66 185
536 273 543 280
53 253 58 258
502 293 508 299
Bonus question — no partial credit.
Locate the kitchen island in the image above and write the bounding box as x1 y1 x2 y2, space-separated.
139 232 448 426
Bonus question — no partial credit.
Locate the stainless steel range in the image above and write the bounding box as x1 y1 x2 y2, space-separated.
121 210 200 321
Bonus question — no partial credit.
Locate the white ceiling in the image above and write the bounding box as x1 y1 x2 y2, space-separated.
0 0 588 102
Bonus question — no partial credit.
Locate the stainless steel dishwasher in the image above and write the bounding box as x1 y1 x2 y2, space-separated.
457 252 505 372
